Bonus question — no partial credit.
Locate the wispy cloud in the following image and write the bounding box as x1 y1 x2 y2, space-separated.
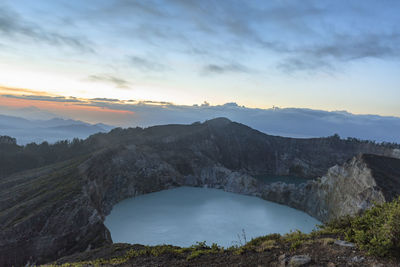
4 1 399 75
87 74 131 89
129 56 167 72
278 33 400 72
90 98 121 102
137 100 173 105
2 94 84 103
97 1 400 73
0 86 52 95
0 5 93 52
277 57 334 73
201 63 250 75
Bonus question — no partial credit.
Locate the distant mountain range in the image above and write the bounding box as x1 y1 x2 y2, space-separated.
1 104 400 144
118 103 400 144
0 114 115 144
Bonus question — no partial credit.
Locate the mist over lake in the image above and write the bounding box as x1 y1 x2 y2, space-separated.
105 187 320 247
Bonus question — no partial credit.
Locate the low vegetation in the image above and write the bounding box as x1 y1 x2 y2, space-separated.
322 196 400 257
46 242 224 266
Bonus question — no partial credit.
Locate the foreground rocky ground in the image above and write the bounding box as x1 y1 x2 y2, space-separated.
44 233 397 267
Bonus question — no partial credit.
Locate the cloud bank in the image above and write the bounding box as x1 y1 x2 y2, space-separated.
2 92 400 143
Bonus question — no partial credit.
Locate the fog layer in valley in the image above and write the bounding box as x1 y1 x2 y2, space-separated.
1 104 400 144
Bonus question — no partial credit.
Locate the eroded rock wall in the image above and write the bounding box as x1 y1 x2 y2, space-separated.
259 154 400 222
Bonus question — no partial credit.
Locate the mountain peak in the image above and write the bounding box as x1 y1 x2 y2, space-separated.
204 117 231 126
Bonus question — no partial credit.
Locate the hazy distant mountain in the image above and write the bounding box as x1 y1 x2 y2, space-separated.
1 103 400 144
111 103 400 143
0 106 60 120
0 114 115 144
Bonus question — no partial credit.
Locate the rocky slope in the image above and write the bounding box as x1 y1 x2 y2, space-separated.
0 118 399 266
261 154 400 222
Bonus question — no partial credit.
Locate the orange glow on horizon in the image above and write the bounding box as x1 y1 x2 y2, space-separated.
0 85 135 117
0 96 134 115
0 85 55 97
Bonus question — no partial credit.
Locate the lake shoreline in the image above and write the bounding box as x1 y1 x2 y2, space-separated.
105 186 320 247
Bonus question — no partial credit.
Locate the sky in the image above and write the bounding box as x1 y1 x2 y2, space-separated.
0 0 400 121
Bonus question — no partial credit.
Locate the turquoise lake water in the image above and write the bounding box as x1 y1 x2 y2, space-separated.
104 186 320 247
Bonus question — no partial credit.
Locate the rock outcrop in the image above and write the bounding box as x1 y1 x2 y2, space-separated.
261 154 400 222
0 118 399 266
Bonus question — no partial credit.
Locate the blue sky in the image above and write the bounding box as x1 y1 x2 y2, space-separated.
0 0 400 117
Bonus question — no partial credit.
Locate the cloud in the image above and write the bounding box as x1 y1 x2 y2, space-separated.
112 1 400 73
57 97 400 143
278 33 400 72
201 63 250 75
0 5 93 52
2 87 400 143
278 57 334 73
90 98 121 102
2 0 400 78
309 34 400 61
137 100 173 105
134 2 395 73
2 94 84 103
129 56 167 72
107 0 166 17
0 86 50 95
87 74 131 89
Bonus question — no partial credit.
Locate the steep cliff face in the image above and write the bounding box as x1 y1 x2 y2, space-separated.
0 118 399 266
306 155 386 221
261 154 400 222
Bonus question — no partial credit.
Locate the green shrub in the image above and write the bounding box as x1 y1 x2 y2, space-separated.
325 197 400 257
232 233 282 255
283 230 310 250
186 241 223 260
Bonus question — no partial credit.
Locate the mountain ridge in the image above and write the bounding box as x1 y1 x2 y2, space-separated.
0 114 115 145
